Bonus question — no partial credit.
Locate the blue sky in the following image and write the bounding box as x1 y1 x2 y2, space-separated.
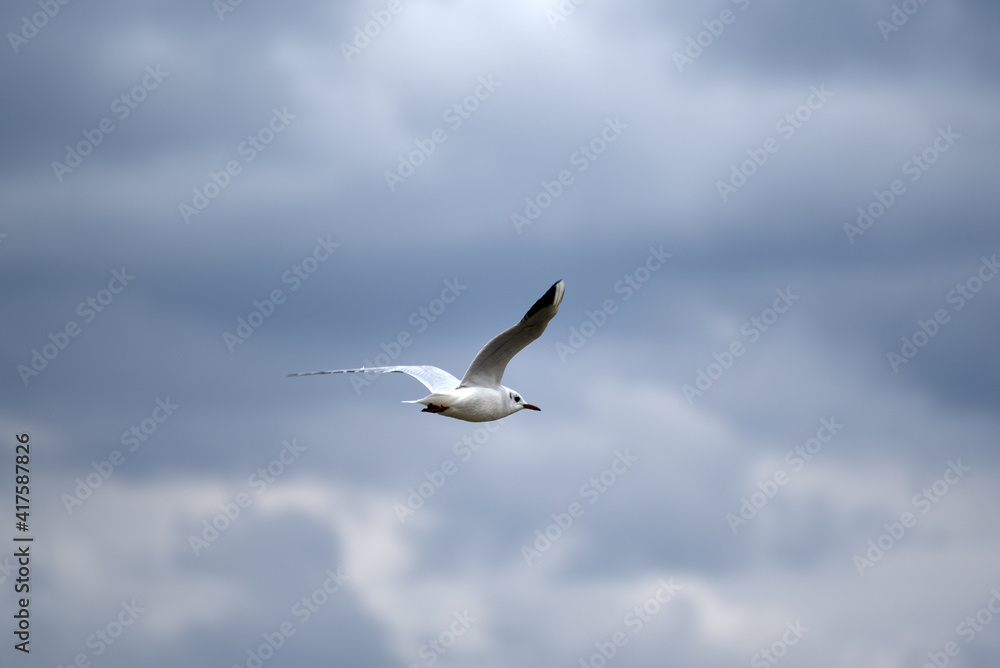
2 1 999 666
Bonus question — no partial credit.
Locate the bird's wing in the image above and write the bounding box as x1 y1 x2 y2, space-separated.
458 280 565 389
288 365 460 394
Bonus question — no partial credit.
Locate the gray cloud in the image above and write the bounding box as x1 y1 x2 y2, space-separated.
2 0 999 665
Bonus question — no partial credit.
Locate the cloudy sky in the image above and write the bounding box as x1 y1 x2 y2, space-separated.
2 0 999 666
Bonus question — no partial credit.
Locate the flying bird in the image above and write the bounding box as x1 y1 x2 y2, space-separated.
289 280 565 422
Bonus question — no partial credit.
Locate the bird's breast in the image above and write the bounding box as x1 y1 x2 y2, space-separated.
442 387 508 422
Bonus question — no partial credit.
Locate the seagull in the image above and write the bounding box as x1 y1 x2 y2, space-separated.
289 280 565 422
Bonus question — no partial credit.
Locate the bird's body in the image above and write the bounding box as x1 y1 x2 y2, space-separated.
289 280 565 422
406 384 520 422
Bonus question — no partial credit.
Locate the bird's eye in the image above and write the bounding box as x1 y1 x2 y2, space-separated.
514 395 521 402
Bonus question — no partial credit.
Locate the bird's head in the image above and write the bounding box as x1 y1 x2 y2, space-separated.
504 386 540 413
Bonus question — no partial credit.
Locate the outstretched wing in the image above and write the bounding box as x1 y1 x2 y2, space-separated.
459 280 565 389
288 365 460 394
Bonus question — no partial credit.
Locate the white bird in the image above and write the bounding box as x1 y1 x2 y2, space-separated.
289 280 565 422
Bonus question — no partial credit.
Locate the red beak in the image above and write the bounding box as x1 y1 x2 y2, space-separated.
523 403 541 411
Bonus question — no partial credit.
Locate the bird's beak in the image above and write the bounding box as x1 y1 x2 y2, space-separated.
523 403 541 411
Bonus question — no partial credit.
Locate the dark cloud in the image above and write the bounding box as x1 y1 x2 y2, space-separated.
2 0 999 665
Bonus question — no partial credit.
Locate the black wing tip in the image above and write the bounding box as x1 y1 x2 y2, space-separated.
523 280 564 321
